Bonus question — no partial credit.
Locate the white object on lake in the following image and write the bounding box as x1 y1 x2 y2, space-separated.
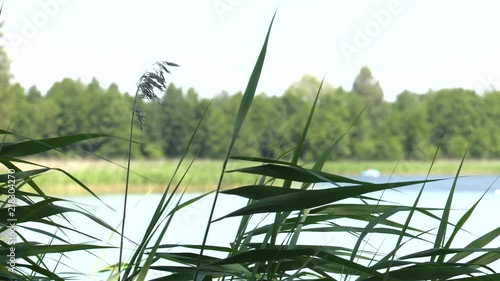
361 168 381 177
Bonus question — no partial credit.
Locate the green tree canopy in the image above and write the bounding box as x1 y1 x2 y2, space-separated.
352 66 384 105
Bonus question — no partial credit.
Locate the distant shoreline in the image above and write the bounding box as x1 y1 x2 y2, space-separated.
17 158 500 196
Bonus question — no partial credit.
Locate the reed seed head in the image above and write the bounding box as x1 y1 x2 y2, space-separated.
135 61 179 129
137 61 179 103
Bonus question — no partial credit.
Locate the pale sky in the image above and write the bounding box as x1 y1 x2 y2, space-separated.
1 0 500 101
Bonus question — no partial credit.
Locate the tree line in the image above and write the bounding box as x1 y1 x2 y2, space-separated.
0 23 498 161
1 71 499 160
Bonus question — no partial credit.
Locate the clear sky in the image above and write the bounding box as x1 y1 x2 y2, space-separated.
1 0 499 101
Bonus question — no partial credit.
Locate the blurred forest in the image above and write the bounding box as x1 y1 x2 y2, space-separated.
1 37 499 161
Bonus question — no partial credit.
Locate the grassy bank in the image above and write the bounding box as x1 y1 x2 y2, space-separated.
17 158 500 195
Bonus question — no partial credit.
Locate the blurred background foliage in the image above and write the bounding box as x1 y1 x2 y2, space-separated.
0 31 499 161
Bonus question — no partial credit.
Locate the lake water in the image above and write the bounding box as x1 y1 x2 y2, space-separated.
20 175 500 280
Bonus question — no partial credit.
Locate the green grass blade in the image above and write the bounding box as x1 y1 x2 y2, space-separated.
268 75 323 256
468 252 500 270
363 262 480 280
433 144 469 262
0 199 116 233
0 161 113 210
227 164 368 184
289 107 366 252
209 248 382 276
229 156 301 167
0 168 50 183
221 185 303 200
349 206 423 263
447 226 500 263
135 192 187 281
195 11 276 280
122 101 211 279
230 13 275 146
124 157 199 277
401 247 500 260
309 106 366 175
380 147 439 281
0 133 109 158
443 177 496 258
135 190 214 281
0 243 112 258
290 76 324 168
245 211 430 239
445 273 500 281
215 179 441 221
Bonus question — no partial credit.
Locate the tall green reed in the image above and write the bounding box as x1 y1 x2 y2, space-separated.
193 11 277 281
118 61 178 280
